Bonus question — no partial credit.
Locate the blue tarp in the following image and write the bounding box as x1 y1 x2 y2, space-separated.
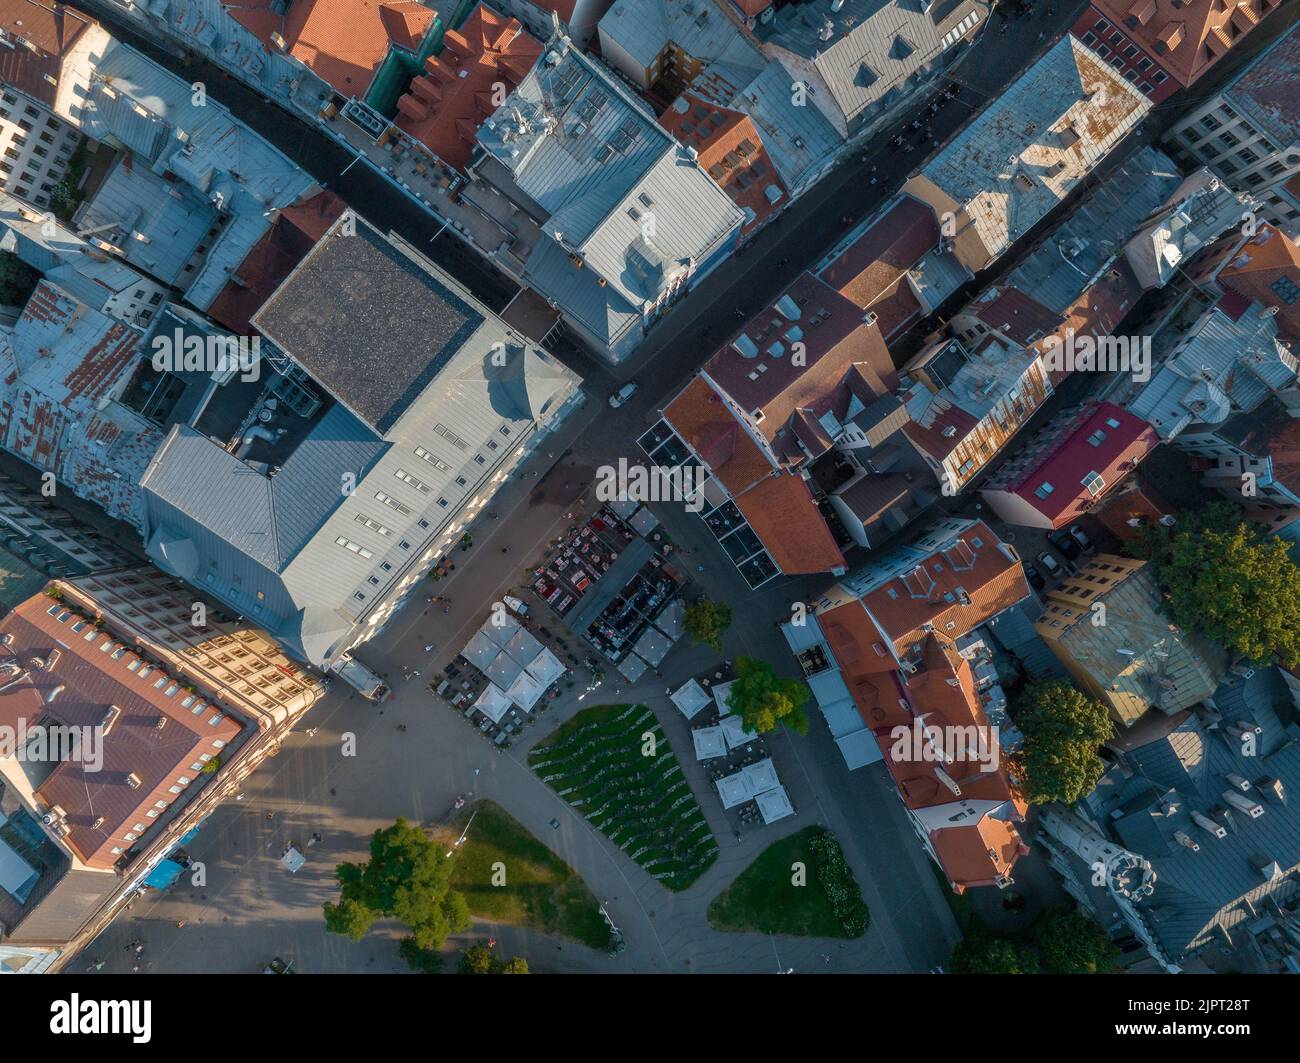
144 858 186 891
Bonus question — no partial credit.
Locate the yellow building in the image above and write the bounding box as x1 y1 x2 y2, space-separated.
1035 555 1223 727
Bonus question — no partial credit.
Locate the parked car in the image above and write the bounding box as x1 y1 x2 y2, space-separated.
1023 562 1045 591
1046 529 1081 560
609 382 638 408
1067 524 1095 555
1036 551 1064 579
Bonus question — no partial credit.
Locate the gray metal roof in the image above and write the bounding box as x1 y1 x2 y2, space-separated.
141 216 582 667
1001 146 1184 314
916 34 1150 262
757 0 987 129
1133 301 1297 439
1097 669 1300 960
253 221 487 435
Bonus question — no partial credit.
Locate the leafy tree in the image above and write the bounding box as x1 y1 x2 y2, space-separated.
1033 908 1119 974
726 656 810 735
948 931 1038 974
685 598 732 651
458 943 529 974
323 818 471 951
1131 502 1300 666
1015 680 1112 805
398 937 443 974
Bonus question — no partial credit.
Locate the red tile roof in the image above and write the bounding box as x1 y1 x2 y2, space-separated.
931 815 1028 892
0 0 94 106
663 377 845 574
1218 223 1300 344
860 521 1030 659
702 271 896 442
229 0 438 95
819 197 938 309
658 93 786 234
1091 480 1175 541
208 190 346 335
0 592 241 870
732 471 844 574
1089 0 1278 89
1000 402 1159 528
395 5 542 172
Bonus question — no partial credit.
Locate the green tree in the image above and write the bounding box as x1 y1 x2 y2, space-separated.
398 937 443 974
726 656 810 735
1016 680 1112 805
323 818 471 952
948 931 1038 974
1132 502 1300 666
685 598 732 651
458 943 529 974
1033 908 1119 974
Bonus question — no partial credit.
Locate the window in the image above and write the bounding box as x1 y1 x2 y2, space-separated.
1081 471 1105 496
1087 429 1107 447
355 515 392 536
335 536 374 559
413 446 450 471
1034 482 1055 499
374 491 412 515
1105 418 1121 429
394 469 431 492
1152 70 1167 84
1271 277 1300 305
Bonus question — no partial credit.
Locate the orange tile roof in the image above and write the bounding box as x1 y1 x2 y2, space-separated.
658 93 786 234
820 197 939 309
732 471 844 574
860 521 1030 658
395 5 542 171
230 0 437 95
931 815 1028 891
1090 0 1275 88
0 592 242 870
663 375 774 496
0 0 95 106
663 377 846 574
1219 223 1300 344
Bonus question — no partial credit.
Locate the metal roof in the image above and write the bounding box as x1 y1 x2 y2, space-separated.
141 216 582 667
917 34 1150 262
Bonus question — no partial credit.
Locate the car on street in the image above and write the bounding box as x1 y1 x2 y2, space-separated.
609 382 638 408
1046 529 1081 560
1023 562 1045 591
1067 524 1095 555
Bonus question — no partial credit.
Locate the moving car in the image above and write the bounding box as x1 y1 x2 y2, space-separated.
609 382 638 408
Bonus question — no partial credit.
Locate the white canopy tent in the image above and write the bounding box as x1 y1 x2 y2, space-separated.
755 786 794 824
720 713 755 750
506 668 546 712
713 679 736 715
692 725 726 761
742 758 780 794
671 679 710 720
525 647 566 688
716 771 753 809
475 683 514 723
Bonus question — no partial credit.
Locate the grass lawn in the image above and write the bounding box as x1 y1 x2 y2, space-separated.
708 826 868 938
529 704 718 891
440 800 610 949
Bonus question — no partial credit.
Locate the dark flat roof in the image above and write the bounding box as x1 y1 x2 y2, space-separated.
252 218 485 435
